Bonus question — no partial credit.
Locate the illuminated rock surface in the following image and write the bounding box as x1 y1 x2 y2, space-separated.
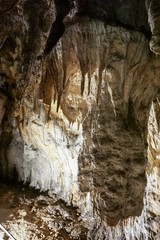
0 0 160 239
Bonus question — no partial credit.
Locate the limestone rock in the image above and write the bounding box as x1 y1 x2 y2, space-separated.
0 0 160 238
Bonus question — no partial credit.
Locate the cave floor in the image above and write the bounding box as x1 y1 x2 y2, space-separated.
0 181 87 240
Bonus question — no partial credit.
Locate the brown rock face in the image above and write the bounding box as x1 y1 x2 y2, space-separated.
41 19 160 226
0 0 19 14
0 0 160 234
146 0 160 54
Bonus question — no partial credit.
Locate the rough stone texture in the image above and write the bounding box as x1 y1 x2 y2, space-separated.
0 0 19 14
0 0 160 238
0 183 88 240
148 102 160 171
44 21 160 225
0 0 54 178
146 0 160 55
75 0 149 33
146 104 160 238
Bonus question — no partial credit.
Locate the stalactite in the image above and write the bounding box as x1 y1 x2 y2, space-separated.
39 58 46 101
15 103 26 139
87 68 91 95
56 92 62 112
62 42 67 90
44 69 52 106
96 48 106 104
33 90 39 114
81 71 86 96
96 70 102 104
48 57 57 91
53 90 57 103
47 49 64 112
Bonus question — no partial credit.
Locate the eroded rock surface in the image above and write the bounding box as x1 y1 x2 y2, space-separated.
0 0 160 239
0 182 88 240
43 21 160 225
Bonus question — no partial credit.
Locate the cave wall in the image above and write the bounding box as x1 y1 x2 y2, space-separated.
0 0 160 238
40 19 160 226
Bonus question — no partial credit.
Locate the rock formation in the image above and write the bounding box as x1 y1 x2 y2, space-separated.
0 0 160 239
